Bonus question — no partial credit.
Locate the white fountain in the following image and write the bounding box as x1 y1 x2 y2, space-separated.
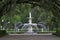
14 12 49 34
22 12 38 34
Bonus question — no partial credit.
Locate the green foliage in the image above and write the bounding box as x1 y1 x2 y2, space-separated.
1 3 53 24
15 3 32 23
11 15 21 23
0 30 7 37
0 3 57 31
55 28 60 37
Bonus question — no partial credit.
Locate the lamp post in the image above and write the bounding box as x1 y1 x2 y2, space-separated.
7 21 10 29
1 20 4 30
8 21 10 24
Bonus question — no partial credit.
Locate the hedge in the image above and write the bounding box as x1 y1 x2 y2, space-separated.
56 29 60 37
0 30 7 37
53 29 60 37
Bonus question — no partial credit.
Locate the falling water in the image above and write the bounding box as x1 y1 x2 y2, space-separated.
27 26 33 33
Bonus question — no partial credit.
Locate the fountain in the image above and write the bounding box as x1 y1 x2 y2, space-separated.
22 12 38 34
14 12 49 34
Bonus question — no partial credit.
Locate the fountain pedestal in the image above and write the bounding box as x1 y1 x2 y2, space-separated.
24 26 37 34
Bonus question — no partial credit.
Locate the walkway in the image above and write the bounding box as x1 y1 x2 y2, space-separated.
0 34 60 40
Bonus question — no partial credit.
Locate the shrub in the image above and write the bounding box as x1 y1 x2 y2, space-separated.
53 28 60 37
0 30 7 37
56 29 60 37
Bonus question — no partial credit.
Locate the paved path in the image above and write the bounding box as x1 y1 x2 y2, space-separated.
0 35 60 40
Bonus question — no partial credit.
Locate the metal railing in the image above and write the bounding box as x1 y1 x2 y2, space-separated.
4 29 56 34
